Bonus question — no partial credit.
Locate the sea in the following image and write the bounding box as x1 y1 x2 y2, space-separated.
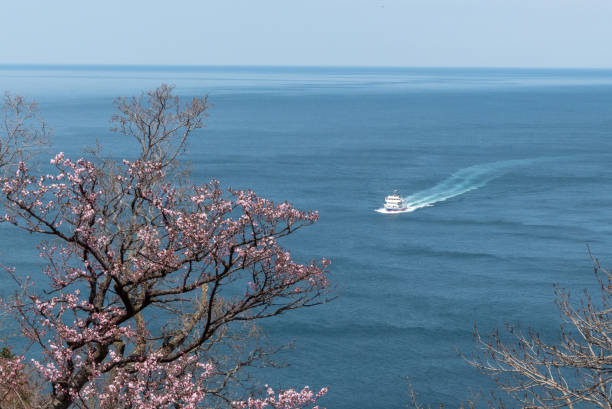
1 65 612 408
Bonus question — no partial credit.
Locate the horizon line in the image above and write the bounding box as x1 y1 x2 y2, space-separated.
1 63 612 71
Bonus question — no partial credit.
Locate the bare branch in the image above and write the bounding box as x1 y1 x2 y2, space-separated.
0 93 50 173
463 253 612 409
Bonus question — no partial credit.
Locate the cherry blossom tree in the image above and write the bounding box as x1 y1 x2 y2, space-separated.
0 85 329 409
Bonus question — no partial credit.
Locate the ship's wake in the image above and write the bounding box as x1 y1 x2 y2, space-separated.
376 159 535 214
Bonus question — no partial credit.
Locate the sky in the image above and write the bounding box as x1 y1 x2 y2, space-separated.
2 0 612 68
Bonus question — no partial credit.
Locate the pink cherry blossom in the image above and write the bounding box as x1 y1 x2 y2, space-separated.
0 153 330 409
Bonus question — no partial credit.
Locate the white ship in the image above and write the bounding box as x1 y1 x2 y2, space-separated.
383 190 408 212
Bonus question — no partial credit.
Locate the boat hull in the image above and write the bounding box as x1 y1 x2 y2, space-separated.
384 207 408 212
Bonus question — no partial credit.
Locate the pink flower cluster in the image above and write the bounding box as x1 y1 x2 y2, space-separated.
96 352 214 409
0 354 26 395
234 386 328 409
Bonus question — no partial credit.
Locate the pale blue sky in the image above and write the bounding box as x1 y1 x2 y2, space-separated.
2 0 612 67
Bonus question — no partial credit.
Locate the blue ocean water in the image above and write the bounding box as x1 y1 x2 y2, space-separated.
1 65 612 408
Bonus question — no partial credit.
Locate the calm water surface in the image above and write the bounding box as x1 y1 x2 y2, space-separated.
1 65 612 408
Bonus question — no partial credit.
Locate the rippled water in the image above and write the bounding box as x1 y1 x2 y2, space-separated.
1 66 612 408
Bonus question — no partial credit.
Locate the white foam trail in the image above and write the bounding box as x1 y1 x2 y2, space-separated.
376 159 535 214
